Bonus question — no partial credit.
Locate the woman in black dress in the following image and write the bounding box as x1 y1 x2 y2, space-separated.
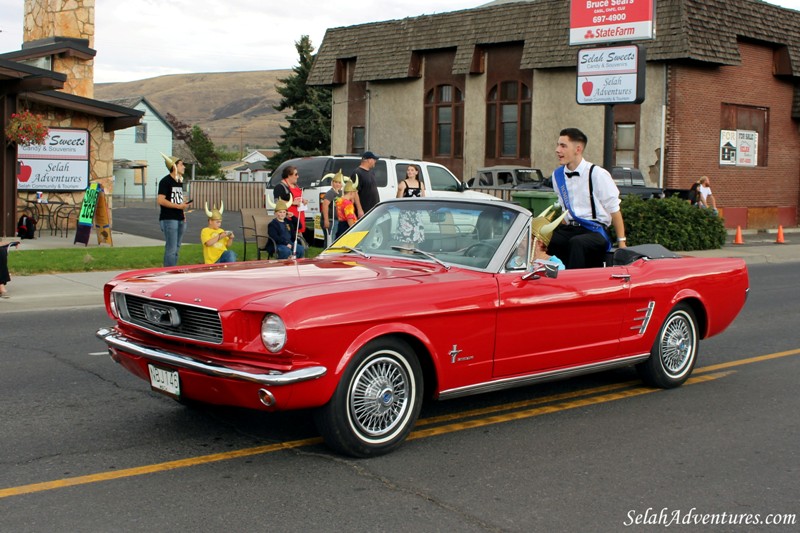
396 164 426 198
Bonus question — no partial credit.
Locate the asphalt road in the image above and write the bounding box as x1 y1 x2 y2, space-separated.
111 201 215 241
1 263 798 532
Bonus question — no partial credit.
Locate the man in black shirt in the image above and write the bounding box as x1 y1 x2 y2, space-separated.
157 153 190 266
351 151 380 217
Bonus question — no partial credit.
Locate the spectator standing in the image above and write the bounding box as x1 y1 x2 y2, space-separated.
158 153 190 267
0 240 20 298
352 151 380 217
397 164 426 198
267 199 305 259
334 180 359 239
548 127 627 268
201 202 237 264
393 164 427 247
321 170 344 246
273 165 308 233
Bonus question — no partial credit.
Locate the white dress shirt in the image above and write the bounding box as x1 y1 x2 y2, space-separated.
555 159 621 226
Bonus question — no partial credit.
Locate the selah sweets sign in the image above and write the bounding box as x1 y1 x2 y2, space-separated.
16 129 90 191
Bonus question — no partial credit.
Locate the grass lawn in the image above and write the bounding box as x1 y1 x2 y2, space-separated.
7 242 322 276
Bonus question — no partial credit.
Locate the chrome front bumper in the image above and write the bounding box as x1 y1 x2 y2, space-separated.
96 327 327 386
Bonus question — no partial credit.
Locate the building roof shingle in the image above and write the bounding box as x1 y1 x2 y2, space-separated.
309 0 800 87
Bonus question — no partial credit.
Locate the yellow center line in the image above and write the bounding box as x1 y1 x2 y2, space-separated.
0 438 322 499
409 371 731 441
416 381 639 427
2 349 798 499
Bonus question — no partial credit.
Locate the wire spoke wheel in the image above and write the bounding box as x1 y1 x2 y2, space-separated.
349 356 409 438
660 313 694 376
637 304 698 389
315 339 423 457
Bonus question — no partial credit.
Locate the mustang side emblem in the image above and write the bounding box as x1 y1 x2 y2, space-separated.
143 304 181 327
449 345 462 364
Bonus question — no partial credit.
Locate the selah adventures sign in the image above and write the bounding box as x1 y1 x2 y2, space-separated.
576 44 645 105
16 128 90 191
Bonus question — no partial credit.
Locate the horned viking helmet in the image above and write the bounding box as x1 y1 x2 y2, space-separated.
161 152 182 171
530 204 567 246
204 202 224 221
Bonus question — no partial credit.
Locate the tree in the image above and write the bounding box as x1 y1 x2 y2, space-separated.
165 112 192 142
268 35 332 170
188 125 222 178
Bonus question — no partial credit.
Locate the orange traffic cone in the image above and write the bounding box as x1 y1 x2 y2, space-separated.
776 225 785 244
733 226 744 245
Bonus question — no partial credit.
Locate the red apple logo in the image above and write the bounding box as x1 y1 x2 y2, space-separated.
581 78 593 97
17 161 32 183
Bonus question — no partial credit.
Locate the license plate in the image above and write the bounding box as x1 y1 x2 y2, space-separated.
148 364 180 398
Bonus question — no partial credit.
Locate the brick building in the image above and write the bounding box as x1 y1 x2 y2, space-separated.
308 0 800 229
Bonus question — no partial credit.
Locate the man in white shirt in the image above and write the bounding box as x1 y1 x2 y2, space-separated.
698 175 718 213
548 128 627 268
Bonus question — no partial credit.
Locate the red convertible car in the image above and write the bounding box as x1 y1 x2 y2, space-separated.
97 198 749 457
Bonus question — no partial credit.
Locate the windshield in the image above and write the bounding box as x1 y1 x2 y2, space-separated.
515 169 543 185
324 200 522 270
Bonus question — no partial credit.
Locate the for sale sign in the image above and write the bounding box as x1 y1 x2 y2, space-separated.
576 44 645 105
570 0 655 46
719 130 758 167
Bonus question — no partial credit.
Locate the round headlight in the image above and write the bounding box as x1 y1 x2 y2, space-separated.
109 292 119 319
261 314 286 353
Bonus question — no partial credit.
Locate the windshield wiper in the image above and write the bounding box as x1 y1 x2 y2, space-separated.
327 245 370 258
391 246 450 270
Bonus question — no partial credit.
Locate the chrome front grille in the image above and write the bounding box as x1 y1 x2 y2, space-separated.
118 293 223 344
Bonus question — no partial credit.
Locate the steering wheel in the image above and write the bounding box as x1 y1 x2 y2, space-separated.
463 243 495 258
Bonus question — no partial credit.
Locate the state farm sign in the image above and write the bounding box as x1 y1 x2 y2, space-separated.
570 0 655 45
577 45 645 104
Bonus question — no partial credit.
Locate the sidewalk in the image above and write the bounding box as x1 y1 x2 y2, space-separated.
2 230 163 312
1 227 798 313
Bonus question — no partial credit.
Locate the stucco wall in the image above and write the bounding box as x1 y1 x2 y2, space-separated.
530 68 605 174
363 80 424 159
463 74 487 182
331 85 349 155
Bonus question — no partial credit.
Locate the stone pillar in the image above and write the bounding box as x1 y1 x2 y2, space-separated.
24 0 96 98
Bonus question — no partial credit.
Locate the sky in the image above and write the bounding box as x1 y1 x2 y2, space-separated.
0 0 798 84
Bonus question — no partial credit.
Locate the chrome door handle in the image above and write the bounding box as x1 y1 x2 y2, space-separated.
611 273 631 282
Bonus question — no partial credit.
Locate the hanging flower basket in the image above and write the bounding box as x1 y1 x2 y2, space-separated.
5 110 49 146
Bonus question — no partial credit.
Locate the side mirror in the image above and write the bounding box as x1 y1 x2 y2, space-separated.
522 259 560 280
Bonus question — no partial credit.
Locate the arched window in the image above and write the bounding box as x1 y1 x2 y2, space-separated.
424 85 463 158
486 81 531 159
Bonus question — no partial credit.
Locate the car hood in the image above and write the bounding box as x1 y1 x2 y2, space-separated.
109 256 442 311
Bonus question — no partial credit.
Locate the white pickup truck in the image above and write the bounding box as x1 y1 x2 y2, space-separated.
267 155 497 242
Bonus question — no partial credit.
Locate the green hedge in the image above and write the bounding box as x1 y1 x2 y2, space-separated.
612 196 726 251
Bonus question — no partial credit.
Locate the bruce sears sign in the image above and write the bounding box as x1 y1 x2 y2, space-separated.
576 44 645 105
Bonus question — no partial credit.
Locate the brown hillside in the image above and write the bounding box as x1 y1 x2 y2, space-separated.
95 70 293 152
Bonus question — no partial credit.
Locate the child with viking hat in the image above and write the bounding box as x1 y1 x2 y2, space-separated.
268 198 305 259
157 153 190 266
530 205 566 270
201 202 237 264
334 179 359 240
